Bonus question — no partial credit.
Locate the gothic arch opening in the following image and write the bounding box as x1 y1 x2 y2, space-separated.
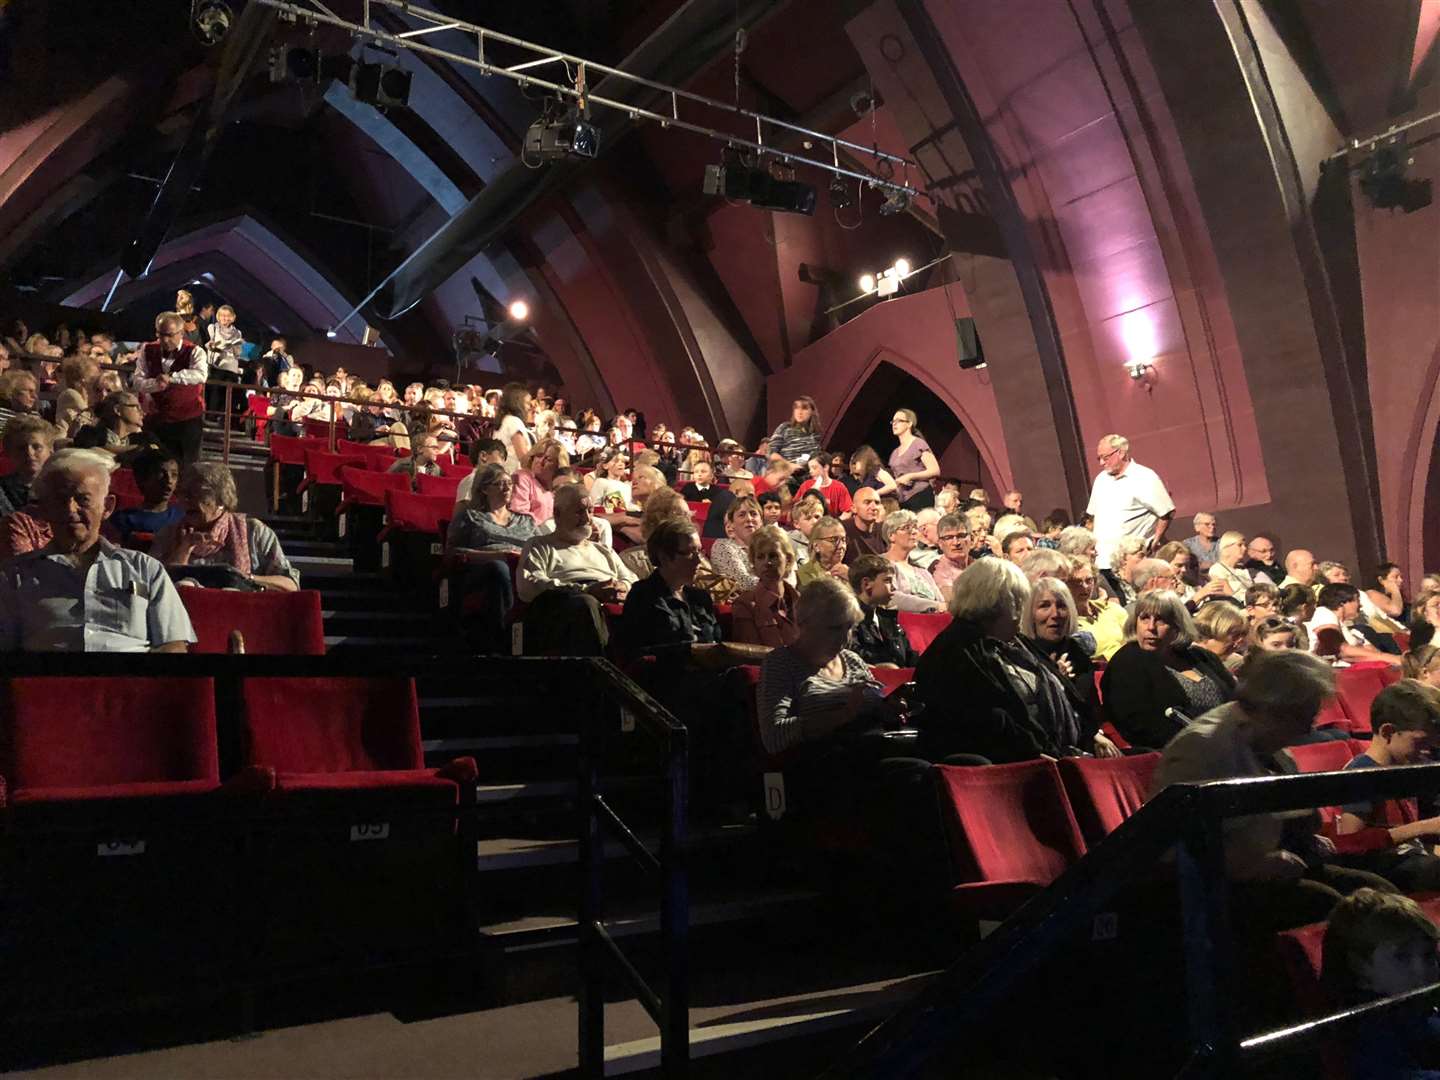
828 360 995 495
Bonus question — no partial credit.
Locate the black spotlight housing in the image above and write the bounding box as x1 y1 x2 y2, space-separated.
1359 144 1433 213
353 63 412 110
703 164 816 215
828 175 853 209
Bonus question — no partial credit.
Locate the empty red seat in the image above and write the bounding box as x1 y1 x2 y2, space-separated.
437 456 471 478
338 465 409 510
237 677 477 966
934 759 1087 920
381 488 453 539
1335 666 1393 734
268 434 326 466
1056 753 1160 846
180 589 326 655
1283 740 1356 774
898 611 951 655
417 472 463 499
303 418 347 441
300 449 367 493
868 666 916 696
245 394 271 439
1314 695 1353 731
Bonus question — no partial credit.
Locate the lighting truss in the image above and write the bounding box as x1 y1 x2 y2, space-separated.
252 0 924 200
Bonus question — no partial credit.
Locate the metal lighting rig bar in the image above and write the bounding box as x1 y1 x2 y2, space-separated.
253 0 924 199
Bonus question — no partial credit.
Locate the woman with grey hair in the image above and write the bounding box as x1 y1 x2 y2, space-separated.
880 509 944 613
1099 590 1235 749
914 559 1085 763
1022 577 1119 758
151 462 299 591
1104 535 1149 605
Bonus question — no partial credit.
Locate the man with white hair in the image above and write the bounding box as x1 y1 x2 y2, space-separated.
1280 548 1317 589
1086 433 1174 571
0 450 195 652
908 507 943 571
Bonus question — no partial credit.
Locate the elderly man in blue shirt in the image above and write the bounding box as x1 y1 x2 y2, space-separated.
0 449 195 652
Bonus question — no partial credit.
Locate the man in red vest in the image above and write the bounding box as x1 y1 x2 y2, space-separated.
132 311 208 466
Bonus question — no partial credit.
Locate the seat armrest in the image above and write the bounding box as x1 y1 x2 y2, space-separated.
437 757 478 785
221 764 277 797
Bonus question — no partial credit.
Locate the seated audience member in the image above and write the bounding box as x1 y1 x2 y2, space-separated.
1319 560 1353 586
679 457 724 504
881 510 945 613
795 452 852 517
0 450 195 652
965 503 998 558
610 463 665 548
1245 581 1280 625
1103 536 1148 605
53 355 101 436
732 525 800 648
72 390 159 463
1309 583 1402 666
709 495 764 591
446 463 537 652
1239 534 1284 586
1332 682 1440 892
1035 511 1067 550
909 507 942 571
796 515 849 589
453 437 507 507
1090 557 1183 662
345 391 394 445
1362 561 1409 630
510 438 568 526
1193 600 1250 673
1000 528 1035 564
1322 889 1440 1080
843 487 888 563
914 558 1086 764
387 432 443 489
1101 590 1236 748
1022 576 1118 758
0 414 57 517
787 493 826 564
846 445 897 498
1000 489 1038 533
1058 525 1109 597
847 555 918 668
1208 530 1263 596
1281 548 1317 589
1018 547 1072 585
1155 540 1201 601
516 484 637 654
1183 511 1220 571
929 512 973 600
757 490 785 526
1281 581 1318 626
1066 554 1113 650
586 446 633 511
106 447 183 547
1249 615 1301 654
0 369 41 430
618 487 692 577
150 462 299 592
1403 643 1440 689
1150 651 1394 932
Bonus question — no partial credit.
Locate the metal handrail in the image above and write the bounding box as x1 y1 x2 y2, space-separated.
821 761 1440 1079
579 657 689 1078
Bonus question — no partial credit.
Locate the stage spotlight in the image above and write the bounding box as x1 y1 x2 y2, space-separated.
829 175 853 209
858 273 876 294
702 162 816 215
879 188 912 216
508 300 530 321
286 47 320 80
1359 144 1433 213
524 101 601 163
893 258 910 277
191 0 233 46
325 329 338 339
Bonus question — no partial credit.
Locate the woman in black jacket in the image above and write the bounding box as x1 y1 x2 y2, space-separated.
1100 590 1236 750
1022 576 1122 758
914 559 1085 764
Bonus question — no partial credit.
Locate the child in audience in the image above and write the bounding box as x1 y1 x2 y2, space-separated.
107 448 183 546
1334 681 1440 892
757 490 784 526
1322 888 1440 1079
847 554 917 668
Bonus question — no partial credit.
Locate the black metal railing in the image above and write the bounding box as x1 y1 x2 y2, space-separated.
578 659 690 1079
819 761 1440 1079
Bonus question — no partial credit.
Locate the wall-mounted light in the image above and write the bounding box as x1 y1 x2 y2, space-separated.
858 273 876 294
1125 359 1155 386
858 258 914 299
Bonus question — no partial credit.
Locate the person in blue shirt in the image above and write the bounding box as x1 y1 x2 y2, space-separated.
107 447 182 546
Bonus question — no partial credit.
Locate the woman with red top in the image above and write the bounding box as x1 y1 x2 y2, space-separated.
795 453 852 518
131 311 208 466
732 525 800 648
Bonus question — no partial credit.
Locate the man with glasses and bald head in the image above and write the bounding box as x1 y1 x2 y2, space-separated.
1086 433 1175 574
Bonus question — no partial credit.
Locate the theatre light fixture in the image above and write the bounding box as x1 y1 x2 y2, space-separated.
507 300 530 321
858 258 913 298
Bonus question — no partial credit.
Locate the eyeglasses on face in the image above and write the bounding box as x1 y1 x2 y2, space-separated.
1097 447 1121 463
938 532 966 543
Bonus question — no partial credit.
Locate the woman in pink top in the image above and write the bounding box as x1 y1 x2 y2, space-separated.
887 408 939 511
509 439 568 526
795 454 852 518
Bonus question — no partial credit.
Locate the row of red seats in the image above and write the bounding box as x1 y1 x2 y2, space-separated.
2 675 478 997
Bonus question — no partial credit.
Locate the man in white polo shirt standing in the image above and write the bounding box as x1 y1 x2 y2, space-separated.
1086 433 1175 571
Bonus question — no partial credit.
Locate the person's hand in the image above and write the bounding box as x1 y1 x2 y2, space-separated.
1196 579 1230 600
827 562 848 580
156 374 171 390
1055 654 1075 679
1093 732 1122 758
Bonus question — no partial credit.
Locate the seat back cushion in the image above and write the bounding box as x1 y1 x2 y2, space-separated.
1057 753 1160 844
239 677 423 773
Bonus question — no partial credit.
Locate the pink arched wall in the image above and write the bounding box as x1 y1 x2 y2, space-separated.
766 285 1010 490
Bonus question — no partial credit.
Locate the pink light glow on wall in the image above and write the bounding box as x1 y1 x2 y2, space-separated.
1119 309 1158 365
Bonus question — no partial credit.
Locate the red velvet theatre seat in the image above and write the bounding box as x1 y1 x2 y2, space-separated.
181 588 326 655
237 677 478 969
1056 753 1160 847
934 759 1088 922
0 677 262 1006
